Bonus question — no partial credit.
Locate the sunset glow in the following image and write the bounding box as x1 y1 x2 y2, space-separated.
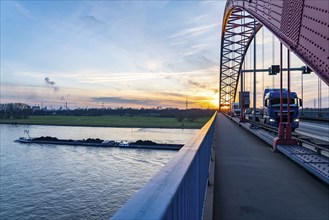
1 1 327 109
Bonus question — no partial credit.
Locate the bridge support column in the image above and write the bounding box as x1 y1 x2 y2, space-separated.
278 123 285 139
273 45 297 151
273 138 297 151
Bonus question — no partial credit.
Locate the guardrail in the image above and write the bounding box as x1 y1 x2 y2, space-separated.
235 116 329 155
111 112 217 220
300 116 329 122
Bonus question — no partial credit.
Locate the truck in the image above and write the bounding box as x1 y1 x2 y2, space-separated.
262 89 302 131
231 102 240 116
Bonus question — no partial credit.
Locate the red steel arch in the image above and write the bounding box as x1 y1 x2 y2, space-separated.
219 0 329 109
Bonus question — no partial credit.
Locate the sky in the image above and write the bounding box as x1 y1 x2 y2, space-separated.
1 0 328 109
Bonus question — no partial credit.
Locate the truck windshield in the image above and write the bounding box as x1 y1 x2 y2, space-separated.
270 98 298 107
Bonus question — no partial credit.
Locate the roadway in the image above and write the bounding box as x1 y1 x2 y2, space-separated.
297 121 329 142
213 113 329 220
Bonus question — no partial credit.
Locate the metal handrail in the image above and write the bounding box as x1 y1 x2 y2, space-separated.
111 112 217 220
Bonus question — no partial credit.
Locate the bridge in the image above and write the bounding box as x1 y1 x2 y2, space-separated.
112 1 329 219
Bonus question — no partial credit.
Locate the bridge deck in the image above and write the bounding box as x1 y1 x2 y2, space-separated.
213 113 329 220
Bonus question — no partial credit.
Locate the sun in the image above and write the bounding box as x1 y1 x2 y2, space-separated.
209 94 219 109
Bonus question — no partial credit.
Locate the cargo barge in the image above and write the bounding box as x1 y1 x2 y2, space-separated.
15 136 183 150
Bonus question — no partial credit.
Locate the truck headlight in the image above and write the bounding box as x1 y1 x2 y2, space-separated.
294 118 299 122
269 118 275 123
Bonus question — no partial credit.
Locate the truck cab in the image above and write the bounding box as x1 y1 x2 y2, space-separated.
263 89 302 131
231 102 240 117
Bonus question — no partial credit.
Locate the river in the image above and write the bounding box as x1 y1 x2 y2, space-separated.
0 124 198 219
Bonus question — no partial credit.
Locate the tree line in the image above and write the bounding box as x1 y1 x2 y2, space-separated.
0 103 32 119
1 103 215 120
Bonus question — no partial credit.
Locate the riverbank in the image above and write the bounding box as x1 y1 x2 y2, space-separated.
0 115 210 129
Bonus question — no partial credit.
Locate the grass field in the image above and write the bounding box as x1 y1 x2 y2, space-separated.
0 115 212 129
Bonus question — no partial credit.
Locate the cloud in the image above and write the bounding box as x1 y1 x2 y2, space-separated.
79 15 104 28
90 96 166 107
74 67 215 84
169 23 220 39
90 95 195 108
153 92 187 99
199 55 217 66
187 80 207 89
14 2 32 18
91 90 193 106
1 84 60 105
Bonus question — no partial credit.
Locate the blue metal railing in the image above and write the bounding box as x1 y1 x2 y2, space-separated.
111 113 217 220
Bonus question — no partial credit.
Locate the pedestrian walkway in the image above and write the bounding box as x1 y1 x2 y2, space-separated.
213 113 329 220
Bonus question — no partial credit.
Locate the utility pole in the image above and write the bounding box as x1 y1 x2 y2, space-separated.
314 98 316 109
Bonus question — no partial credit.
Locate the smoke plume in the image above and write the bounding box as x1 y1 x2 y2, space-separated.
44 77 59 92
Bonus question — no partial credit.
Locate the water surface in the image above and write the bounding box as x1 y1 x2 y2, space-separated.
0 124 198 219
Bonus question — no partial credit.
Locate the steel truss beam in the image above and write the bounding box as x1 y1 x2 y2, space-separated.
219 0 329 110
219 8 262 108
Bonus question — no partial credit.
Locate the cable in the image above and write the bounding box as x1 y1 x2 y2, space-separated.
262 27 264 93
250 39 252 95
272 34 275 88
